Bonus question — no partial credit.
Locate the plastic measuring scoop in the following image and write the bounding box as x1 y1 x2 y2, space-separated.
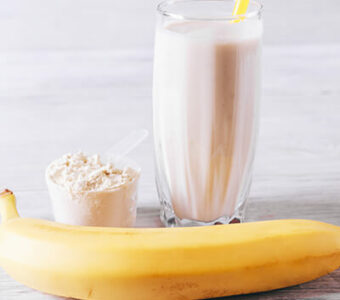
105 129 149 165
232 0 250 21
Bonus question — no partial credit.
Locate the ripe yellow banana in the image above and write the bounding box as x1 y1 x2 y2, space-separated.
0 189 340 300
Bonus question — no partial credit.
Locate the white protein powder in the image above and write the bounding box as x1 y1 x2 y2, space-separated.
46 152 140 227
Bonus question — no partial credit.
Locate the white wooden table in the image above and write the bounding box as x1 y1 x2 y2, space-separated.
1 0 340 298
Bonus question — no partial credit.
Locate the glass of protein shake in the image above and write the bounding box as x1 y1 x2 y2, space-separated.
153 0 263 226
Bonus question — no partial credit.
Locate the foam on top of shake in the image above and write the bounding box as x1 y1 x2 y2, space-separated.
161 20 262 41
47 152 137 193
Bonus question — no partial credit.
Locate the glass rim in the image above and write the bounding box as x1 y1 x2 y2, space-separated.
157 0 263 21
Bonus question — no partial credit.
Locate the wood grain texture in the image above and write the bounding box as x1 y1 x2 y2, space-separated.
0 2 340 297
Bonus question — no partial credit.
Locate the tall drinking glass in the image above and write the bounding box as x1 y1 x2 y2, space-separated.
153 0 263 226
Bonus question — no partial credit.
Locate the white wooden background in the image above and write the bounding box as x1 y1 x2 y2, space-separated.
1 0 340 299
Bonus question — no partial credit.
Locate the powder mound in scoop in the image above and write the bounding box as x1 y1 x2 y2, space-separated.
47 152 137 193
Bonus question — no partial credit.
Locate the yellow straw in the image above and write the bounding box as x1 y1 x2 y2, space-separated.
232 0 250 21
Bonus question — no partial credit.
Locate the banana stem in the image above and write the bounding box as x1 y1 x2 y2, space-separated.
0 189 19 223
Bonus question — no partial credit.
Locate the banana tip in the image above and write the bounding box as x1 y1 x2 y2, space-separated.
0 189 13 197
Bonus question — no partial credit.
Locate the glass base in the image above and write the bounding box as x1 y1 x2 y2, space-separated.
160 201 246 227
156 166 253 227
